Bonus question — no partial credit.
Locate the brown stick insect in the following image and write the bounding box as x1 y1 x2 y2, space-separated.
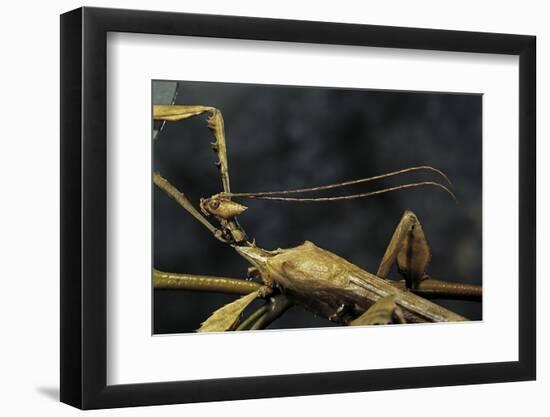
152 104 482 332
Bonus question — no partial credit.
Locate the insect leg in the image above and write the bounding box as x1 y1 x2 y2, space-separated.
154 105 231 194
376 210 430 289
378 212 482 301
153 172 229 242
350 295 406 326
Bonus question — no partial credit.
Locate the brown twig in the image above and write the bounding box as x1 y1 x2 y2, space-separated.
392 276 482 301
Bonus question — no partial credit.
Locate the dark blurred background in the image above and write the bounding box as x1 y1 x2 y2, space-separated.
152 80 482 334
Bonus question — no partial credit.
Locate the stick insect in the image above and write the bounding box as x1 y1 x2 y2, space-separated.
153 104 482 332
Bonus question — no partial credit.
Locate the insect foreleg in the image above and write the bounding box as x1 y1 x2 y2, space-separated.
153 105 231 194
153 172 229 242
154 105 249 243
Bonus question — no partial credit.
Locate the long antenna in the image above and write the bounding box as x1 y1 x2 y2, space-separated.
226 181 456 203
224 166 452 198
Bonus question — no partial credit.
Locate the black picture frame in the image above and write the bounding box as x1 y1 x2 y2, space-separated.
60 6 536 409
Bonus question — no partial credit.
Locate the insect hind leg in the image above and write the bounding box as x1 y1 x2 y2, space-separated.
376 210 431 289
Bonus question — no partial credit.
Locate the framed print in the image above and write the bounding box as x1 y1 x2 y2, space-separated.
60 6 536 409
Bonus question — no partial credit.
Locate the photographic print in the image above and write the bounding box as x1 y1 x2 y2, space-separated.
152 80 482 334
60 9 536 407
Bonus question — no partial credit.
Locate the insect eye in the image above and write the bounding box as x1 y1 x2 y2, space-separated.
210 200 220 209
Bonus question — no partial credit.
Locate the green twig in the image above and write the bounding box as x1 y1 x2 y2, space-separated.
153 269 261 295
249 295 293 330
154 269 481 301
236 304 270 331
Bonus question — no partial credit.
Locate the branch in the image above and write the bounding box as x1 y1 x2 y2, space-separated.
392 276 482 301
248 295 293 330
154 269 261 295
154 269 481 301
236 304 271 330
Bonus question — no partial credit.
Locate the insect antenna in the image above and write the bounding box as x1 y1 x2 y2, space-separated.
226 181 456 203
223 166 457 202
225 166 451 198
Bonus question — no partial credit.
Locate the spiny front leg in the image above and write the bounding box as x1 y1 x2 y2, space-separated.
153 105 231 194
